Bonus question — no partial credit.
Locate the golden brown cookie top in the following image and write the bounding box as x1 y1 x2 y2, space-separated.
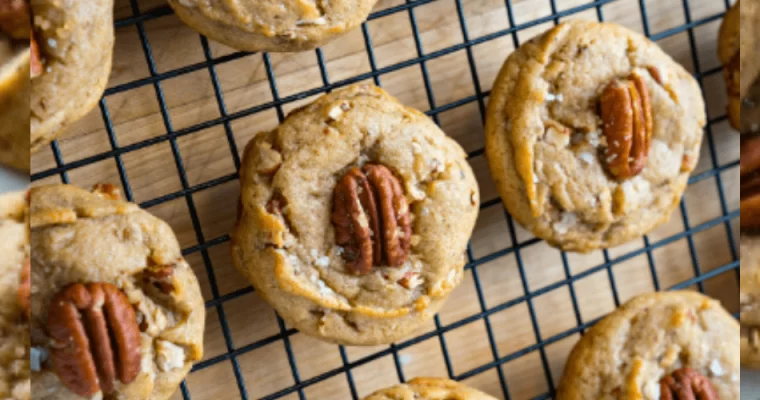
30 184 205 400
0 191 30 400
363 378 497 400
233 83 479 344
485 21 705 252
557 291 739 399
169 0 378 52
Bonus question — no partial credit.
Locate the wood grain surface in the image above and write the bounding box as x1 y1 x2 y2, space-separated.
30 0 739 399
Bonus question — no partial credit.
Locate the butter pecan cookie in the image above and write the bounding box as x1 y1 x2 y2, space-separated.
363 378 497 400
557 291 739 399
29 184 205 400
31 0 114 153
719 0 760 133
741 135 760 368
485 21 706 252
0 1 32 171
168 0 378 52
0 191 30 400
232 84 479 345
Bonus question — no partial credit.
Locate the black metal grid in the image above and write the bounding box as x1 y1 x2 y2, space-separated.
31 0 740 398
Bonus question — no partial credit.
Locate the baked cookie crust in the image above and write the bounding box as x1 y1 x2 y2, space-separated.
30 0 114 153
29 184 205 400
556 291 739 399
363 378 497 400
232 84 479 345
168 0 378 52
0 191 30 400
485 21 705 252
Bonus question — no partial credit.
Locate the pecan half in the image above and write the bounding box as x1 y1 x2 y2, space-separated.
660 368 719 400
47 283 142 397
332 164 412 275
600 73 653 180
18 257 30 320
742 136 760 231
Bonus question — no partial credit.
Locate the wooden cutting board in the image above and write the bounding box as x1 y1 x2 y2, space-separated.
30 0 739 398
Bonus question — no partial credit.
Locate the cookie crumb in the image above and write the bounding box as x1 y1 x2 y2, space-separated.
156 340 186 372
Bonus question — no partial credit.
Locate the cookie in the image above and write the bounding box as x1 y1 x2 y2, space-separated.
741 135 760 367
485 21 705 252
29 184 205 400
231 84 479 345
168 0 378 52
30 0 114 153
363 378 497 400
719 0 760 133
0 191 30 400
0 1 31 171
557 291 739 399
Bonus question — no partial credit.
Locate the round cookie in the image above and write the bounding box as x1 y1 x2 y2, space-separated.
557 291 739 399
232 84 479 345
29 184 205 400
363 378 497 400
30 0 114 153
168 0 378 52
0 1 31 172
485 21 706 252
741 135 760 367
0 191 30 400
719 0 760 132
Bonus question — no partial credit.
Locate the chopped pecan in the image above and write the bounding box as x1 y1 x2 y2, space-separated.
91 184 122 201
0 0 29 39
600 73 653 180
742 136 760 231
47 283 142 397
332 164 412 275
142 264 175 294
30 31 43 79
18 257 30 319
660 368 719 400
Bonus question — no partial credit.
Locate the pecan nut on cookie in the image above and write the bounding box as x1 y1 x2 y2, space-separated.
168 0 378 53
719 0 760 133
741 135 760 368
557 291 739 399
0 192 30 400
363 378 497 400
29 184 205 400
30 0 114 153
0 0 31 171
232 84 480 345
485 21 706 252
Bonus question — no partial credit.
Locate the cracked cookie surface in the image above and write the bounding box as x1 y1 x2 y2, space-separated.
363 377 497 400
0 192 30 400
232 84 479 345
29 184 205 400
168 0 378 52
30 0 114 153
485 21 705 252
556 291 739 399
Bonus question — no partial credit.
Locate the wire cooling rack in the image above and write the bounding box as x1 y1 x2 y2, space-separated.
31 0 740 398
